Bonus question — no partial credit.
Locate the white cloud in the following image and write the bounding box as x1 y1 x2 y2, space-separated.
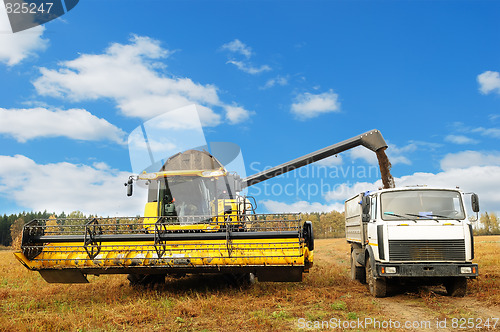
440 150 500 171
0 5 48 66
261 75 288 89
0 107 125 143
349 146 379 165
316 141 413 168
323 166 500 213
477 71 500 95
224 105 254 124
119 96 222 128
472 127 500 139
348 144 413 166
445 135 479 145
384 142 417 165
128 135 177 154
489 114 500 122
33 35 251 125
0 155 146 216
221 39 252 58
324 181 377 202
226 60 271 74
261 200 344 213
221 39 271 75
291 90 340 119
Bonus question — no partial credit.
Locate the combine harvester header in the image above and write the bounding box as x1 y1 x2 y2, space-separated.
14 129 389 284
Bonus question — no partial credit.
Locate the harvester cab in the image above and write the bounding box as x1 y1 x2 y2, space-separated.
134 149 249 231
14 128 389 285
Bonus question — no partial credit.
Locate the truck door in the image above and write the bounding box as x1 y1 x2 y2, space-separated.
366 195 381 261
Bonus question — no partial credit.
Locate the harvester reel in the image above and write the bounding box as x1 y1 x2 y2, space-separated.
22 220 44 260
303 221 314 251
154 217 168 258
83 218 103 259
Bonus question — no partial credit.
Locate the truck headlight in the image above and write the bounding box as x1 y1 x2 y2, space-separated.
382 266 396 274
460 267 472 274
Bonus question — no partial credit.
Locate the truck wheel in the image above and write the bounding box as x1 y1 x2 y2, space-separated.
445 277 467 297
350 251 366 283
365 256 387 298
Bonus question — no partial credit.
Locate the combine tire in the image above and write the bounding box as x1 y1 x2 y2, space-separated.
365 256 387 298
223 273 256 287
445 277 467 297
127 274 165 286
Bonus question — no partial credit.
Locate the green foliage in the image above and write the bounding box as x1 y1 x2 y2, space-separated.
347 312 358 320
301 210 345 239
0 210 68 246
474 212 500 235
330 300 347 311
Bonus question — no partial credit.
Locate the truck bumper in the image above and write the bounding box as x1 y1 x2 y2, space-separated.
375 263 478 278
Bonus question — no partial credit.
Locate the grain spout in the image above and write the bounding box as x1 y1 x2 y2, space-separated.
376 147 395 189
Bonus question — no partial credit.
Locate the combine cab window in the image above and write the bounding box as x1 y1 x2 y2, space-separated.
159 177 215 217
381 190 465 221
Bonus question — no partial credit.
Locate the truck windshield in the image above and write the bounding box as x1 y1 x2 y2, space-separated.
380 190 465 221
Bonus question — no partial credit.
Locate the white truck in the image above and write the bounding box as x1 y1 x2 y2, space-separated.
346 186 479 297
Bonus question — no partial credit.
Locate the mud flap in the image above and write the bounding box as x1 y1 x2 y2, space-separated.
39 270 89 283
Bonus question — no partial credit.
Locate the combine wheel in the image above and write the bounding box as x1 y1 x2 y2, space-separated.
445 277 467 297
127 274 165 286
365 256 387 298
223 273 256 287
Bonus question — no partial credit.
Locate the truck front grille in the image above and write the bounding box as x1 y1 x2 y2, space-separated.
388 239 465 261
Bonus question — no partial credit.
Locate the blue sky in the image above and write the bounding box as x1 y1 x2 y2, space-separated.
0 0 500 217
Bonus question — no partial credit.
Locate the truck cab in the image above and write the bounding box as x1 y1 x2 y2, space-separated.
346 186 479 297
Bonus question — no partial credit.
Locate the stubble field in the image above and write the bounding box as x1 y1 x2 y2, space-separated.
0 236 499 331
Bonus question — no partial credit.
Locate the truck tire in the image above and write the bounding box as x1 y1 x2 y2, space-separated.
350 251 365 283
445 277 467 297
365 256 387 298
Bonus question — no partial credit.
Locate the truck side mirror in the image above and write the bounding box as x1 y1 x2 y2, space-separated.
126 179 133 197
471 193 479 213
361 195 371 222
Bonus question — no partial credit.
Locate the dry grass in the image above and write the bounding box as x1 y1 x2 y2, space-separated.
0 236 498 331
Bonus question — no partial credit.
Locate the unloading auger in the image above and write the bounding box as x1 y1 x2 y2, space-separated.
14 130 388 284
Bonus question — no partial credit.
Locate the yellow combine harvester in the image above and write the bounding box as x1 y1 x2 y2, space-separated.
14 129 388 284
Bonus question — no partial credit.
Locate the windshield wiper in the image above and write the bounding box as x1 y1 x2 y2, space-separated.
424 213 462 223
383 212 418 223
405 213 439 222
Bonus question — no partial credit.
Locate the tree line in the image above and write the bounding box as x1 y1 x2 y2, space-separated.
475 211 500 235
0 211 84 247
0 210 499 247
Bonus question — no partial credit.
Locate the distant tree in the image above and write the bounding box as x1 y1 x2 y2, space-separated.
45 215 59 235
490 212 500 235
0 214 12 246
62 211 84 224
477 212 500 235
10 217 25 249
